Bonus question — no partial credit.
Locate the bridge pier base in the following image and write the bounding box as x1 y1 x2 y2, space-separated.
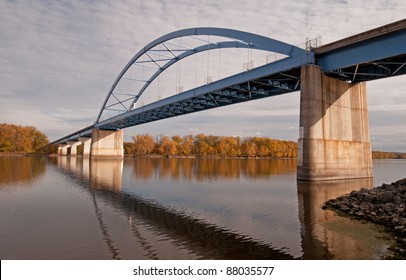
79 137 91 157
59 144 71 156
90 128 124 157
297 65 373 181
67 141 81 156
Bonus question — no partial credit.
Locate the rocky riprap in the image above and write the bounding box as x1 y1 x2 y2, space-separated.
323 178 406 259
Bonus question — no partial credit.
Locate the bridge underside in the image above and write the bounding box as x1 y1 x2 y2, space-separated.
97 68 302 131
323 53 406 83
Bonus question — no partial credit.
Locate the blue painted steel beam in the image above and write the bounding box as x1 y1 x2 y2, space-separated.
325 54 406 83
49 125 93 145
317 28 406 72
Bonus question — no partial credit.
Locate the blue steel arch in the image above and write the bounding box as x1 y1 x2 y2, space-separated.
96 27 305 123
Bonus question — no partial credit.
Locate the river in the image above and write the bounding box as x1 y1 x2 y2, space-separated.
0 156 405 259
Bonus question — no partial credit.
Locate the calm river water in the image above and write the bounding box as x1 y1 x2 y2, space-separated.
0 156 405 260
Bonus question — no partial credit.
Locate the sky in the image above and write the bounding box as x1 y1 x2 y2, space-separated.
0 0 405 151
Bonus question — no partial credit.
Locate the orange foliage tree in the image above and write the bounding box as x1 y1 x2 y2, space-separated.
0 123 48 153
130 133 298 158
132 134 155 156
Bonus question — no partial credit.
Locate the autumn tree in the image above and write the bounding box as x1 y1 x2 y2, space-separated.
130 133 299 158
156 135 177 157
372 151 406 159
241 138 257 157
255 137 269 157
171 135 194 156
123 142 135 155
133 134 155 156
172 135 183 155
218 136 241 157
180 135 194 156
192 134 210 156
0 123 49 153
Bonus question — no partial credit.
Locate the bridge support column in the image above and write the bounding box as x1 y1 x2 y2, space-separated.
67 141 81 156
59 144 71 156
297 65 373 181
79 137 91 157
90 128 124 157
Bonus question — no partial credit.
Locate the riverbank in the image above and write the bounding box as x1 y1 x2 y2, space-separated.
323 178 406 259
0 152 45 157
0 152 25 156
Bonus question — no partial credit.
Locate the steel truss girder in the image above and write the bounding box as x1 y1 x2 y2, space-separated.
316 28 406 71
316 27 406 82
323 54 406 83
96 57 304 131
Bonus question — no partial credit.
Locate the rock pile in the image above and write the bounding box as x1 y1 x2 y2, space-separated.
323 178 406 258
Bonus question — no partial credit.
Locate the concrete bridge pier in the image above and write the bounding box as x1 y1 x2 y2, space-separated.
67 141 81 156
90 128 124 157
79 137 91 157
297 65 373 181
59 144 71 156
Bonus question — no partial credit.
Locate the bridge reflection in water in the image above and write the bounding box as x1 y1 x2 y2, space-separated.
54 157 390 259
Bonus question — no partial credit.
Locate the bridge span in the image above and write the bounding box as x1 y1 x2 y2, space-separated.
52 19 406 181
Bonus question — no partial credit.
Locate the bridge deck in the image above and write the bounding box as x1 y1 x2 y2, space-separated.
315 18 406 54
314 19 406 81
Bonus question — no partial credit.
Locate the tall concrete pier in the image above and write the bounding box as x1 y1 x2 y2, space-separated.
79 137 91 157
90 128 124 157
67 141 81 156
297 65 373 181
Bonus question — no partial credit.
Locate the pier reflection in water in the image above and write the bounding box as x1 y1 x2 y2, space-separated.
51 157 391 259
298 179 391 259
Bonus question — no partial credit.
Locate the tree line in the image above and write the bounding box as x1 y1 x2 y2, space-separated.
125 134 298 158
0 123 48 153
372 151 406 159
125 134 406 159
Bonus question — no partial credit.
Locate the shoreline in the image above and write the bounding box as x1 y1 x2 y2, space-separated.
323 178 406 259
124 154 297 160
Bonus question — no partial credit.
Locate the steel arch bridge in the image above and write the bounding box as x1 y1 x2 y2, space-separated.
52 20 406 145
96 27 309 129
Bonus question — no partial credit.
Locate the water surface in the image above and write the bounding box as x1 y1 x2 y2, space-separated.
1 156 404 259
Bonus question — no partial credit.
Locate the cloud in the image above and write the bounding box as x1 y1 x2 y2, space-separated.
0 0 405 151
